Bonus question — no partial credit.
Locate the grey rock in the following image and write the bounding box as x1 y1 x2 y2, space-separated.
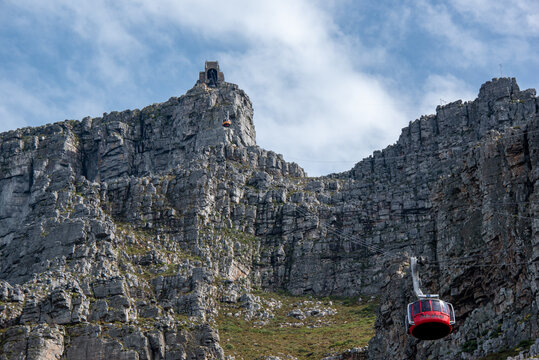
321 347 368 360
287 309 305 320
92 277 126 298
0 72 537 360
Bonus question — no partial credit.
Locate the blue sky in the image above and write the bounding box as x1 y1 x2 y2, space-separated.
1 0 538 176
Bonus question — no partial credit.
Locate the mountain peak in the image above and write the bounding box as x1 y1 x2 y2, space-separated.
478 77 520 100
0 72 537 359
77 63 257 181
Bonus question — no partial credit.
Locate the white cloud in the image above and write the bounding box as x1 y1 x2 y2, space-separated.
0 106 27 134
416 1 488 67
0 78 109 134
450 0 539 36
1 0 409 176
414 0 539 71
202 1 407 175
417 74 476 119
0 82 50 133
1 0 537 175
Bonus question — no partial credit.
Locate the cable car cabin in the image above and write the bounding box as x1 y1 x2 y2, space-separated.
222 119 231 128
407 299 455 340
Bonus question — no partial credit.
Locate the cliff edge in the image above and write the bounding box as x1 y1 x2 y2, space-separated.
0 68 537 359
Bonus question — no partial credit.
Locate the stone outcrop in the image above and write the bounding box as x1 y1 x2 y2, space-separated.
0 74 537 359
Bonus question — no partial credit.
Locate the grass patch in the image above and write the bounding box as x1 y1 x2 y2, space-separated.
478 339 534 360
480 348 518 360
157 264 178 277
202 226 258 246
216 292 376 360
462 340 478 353
125 245 149 256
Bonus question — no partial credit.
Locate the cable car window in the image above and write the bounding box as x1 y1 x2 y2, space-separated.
432 300 441 312
440 302 448 314
412 302 421 315
421 300 431 312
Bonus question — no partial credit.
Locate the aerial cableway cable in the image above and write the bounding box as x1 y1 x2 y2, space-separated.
294 204 537 268
286 127 539 164
290 199 535 340
292 205 385 255
293 202 537 254
289 200 538 269
262 124 538 341
256 127 537 268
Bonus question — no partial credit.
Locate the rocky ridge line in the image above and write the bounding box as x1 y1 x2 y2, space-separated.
0 77 537 359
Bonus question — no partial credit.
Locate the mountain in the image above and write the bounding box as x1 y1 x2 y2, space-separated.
0 62 537 360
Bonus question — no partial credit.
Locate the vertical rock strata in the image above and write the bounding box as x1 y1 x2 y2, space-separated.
0 77 537 359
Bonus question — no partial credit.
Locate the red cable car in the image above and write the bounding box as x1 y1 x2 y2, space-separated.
406 257 456 340
223 111 232 128
407 298 455 340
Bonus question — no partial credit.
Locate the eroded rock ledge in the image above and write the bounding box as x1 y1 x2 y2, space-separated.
0 77 537 359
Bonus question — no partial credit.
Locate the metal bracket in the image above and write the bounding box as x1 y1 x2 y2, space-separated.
411 256 439 300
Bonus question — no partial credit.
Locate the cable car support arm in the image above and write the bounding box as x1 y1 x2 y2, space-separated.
411 256 439 299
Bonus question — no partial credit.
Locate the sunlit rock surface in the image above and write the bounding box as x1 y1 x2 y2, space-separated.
0 76 537 359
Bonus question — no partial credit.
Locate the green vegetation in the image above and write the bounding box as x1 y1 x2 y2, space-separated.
158 264 178 277
216 292 377 360
199 225 259 246
516 339 535 349
462 339 478 353
492 323 503 338
220 226 258 245
125 244 150 256
518 313 532 324
478 339 534 360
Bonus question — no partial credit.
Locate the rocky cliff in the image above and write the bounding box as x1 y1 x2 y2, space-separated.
0 73 537 360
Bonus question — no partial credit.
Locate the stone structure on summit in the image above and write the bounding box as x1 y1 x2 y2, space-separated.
0 62 538 359
199 61 225 87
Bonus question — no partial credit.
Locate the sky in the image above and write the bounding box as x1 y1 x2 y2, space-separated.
1 1 538 176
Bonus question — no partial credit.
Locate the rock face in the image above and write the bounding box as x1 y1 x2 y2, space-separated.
0 72 537 360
